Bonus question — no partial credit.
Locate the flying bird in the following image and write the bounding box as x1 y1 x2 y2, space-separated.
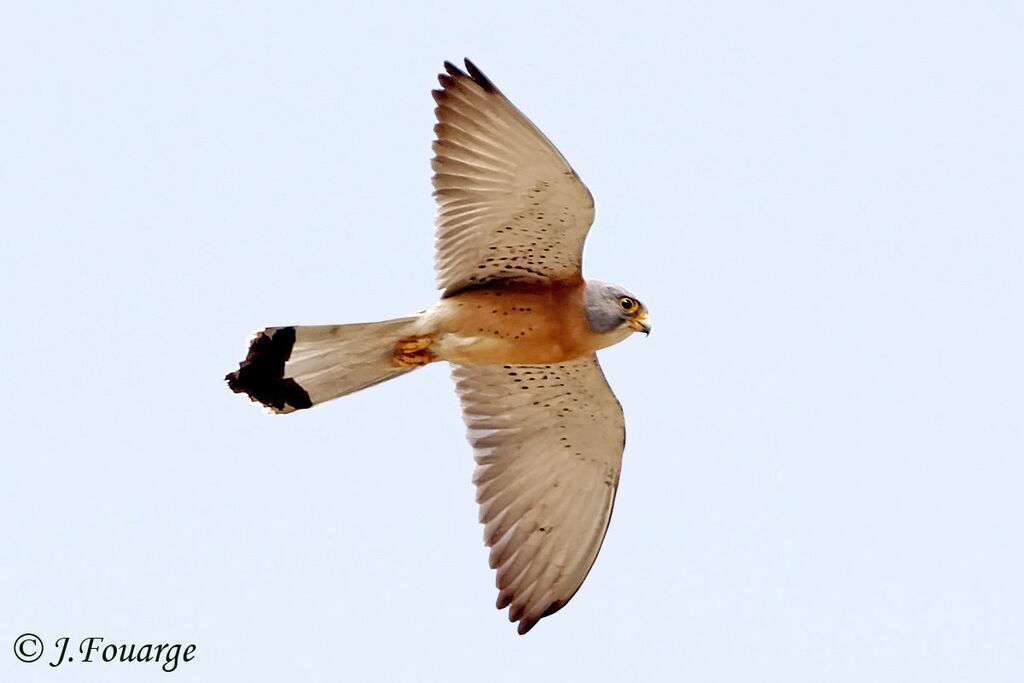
226 59 651 634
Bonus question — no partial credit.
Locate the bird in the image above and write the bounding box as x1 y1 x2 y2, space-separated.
226 59 651 634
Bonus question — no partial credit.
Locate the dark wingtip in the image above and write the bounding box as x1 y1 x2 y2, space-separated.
516 599 567 634
517 616 539 635
226 327 312 413
439 58 498 94
441 60 465 83
463 58 498 93
540 599 566 618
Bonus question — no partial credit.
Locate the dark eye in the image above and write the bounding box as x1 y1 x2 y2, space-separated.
619 297 636 312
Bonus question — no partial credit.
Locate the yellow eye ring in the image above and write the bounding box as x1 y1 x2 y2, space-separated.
619 297 637 313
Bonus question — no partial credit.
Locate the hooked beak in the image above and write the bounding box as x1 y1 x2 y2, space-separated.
628 312 651 336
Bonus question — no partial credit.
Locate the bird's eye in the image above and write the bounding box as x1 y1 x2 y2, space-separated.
619 297 637 312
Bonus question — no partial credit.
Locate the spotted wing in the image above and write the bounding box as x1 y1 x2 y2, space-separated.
451 354 624 634
432 59 596 297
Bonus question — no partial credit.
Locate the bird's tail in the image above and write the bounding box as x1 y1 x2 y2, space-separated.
226 315 429 414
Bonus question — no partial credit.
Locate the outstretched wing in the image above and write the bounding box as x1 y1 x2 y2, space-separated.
432 59 595 297
451 354 625 634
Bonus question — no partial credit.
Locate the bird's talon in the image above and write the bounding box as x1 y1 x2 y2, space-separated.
393 336 435 367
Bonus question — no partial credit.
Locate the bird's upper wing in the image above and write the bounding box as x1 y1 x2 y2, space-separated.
451 354 624 634
432 59 596 297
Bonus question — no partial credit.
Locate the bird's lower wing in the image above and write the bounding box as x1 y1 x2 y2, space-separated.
450 354 625 634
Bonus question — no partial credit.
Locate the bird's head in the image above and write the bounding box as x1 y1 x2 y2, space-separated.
583 280 651 344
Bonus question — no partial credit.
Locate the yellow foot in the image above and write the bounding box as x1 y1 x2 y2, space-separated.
393 336 436 367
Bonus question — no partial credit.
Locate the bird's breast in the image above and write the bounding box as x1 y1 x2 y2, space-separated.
425 281 599 365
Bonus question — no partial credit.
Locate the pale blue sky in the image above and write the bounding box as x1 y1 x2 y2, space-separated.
2 1 1022 681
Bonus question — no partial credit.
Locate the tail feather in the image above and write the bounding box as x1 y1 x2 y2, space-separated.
226 315 423 414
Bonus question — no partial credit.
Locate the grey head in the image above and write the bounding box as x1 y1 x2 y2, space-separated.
583 280 652 336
